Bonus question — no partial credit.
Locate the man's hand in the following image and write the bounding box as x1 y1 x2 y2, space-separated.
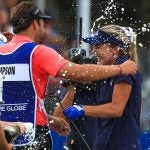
120 60 137 75
63 105 85 120
0 124 13 150
11 122 26 134
48 116 71 136
0 121 26 134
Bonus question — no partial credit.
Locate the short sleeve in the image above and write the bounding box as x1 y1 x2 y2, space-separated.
33 45 69 77
114 56 134 86
113 74 134 86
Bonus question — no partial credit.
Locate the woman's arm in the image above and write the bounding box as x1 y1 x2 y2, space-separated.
84 82 132 118
63 81 132 120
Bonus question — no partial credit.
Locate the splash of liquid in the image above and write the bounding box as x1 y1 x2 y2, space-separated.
23 127 35 144
90 0 150 43
91 0 118 35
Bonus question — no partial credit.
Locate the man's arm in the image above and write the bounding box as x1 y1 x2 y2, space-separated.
57 61 137 81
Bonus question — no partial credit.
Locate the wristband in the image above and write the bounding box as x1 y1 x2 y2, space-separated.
118 65 123 75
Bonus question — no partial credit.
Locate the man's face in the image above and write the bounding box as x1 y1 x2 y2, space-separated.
34 19 46 44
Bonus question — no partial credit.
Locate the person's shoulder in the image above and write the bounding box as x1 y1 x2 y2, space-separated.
0 42 11 53
115 56 129 65
36 44 57 52
0 40 5 46
36 44 54 50
34 44 58 55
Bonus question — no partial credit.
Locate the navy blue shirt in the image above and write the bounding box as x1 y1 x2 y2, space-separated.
93 56 142 150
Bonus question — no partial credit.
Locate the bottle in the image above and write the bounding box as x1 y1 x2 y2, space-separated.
4 122 33 143
4 126 20 143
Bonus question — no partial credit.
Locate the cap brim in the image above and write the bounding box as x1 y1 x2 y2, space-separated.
83 30 125 47
39 15 52 20
83 35 105 45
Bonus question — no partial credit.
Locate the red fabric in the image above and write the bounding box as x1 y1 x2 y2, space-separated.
0 35 68 125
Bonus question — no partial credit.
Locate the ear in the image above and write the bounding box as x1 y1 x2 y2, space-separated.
32 20 38 30
112 46 120 55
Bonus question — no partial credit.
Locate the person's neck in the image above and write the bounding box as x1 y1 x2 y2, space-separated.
17 30 35 42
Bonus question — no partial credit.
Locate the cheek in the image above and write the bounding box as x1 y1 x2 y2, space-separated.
99 51 111 59
40 25 45 33
92 49 98 55
38 24 46 36
35 29 46 44
39 21 45 31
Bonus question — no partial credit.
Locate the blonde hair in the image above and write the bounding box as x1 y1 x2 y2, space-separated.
100 25 138 64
